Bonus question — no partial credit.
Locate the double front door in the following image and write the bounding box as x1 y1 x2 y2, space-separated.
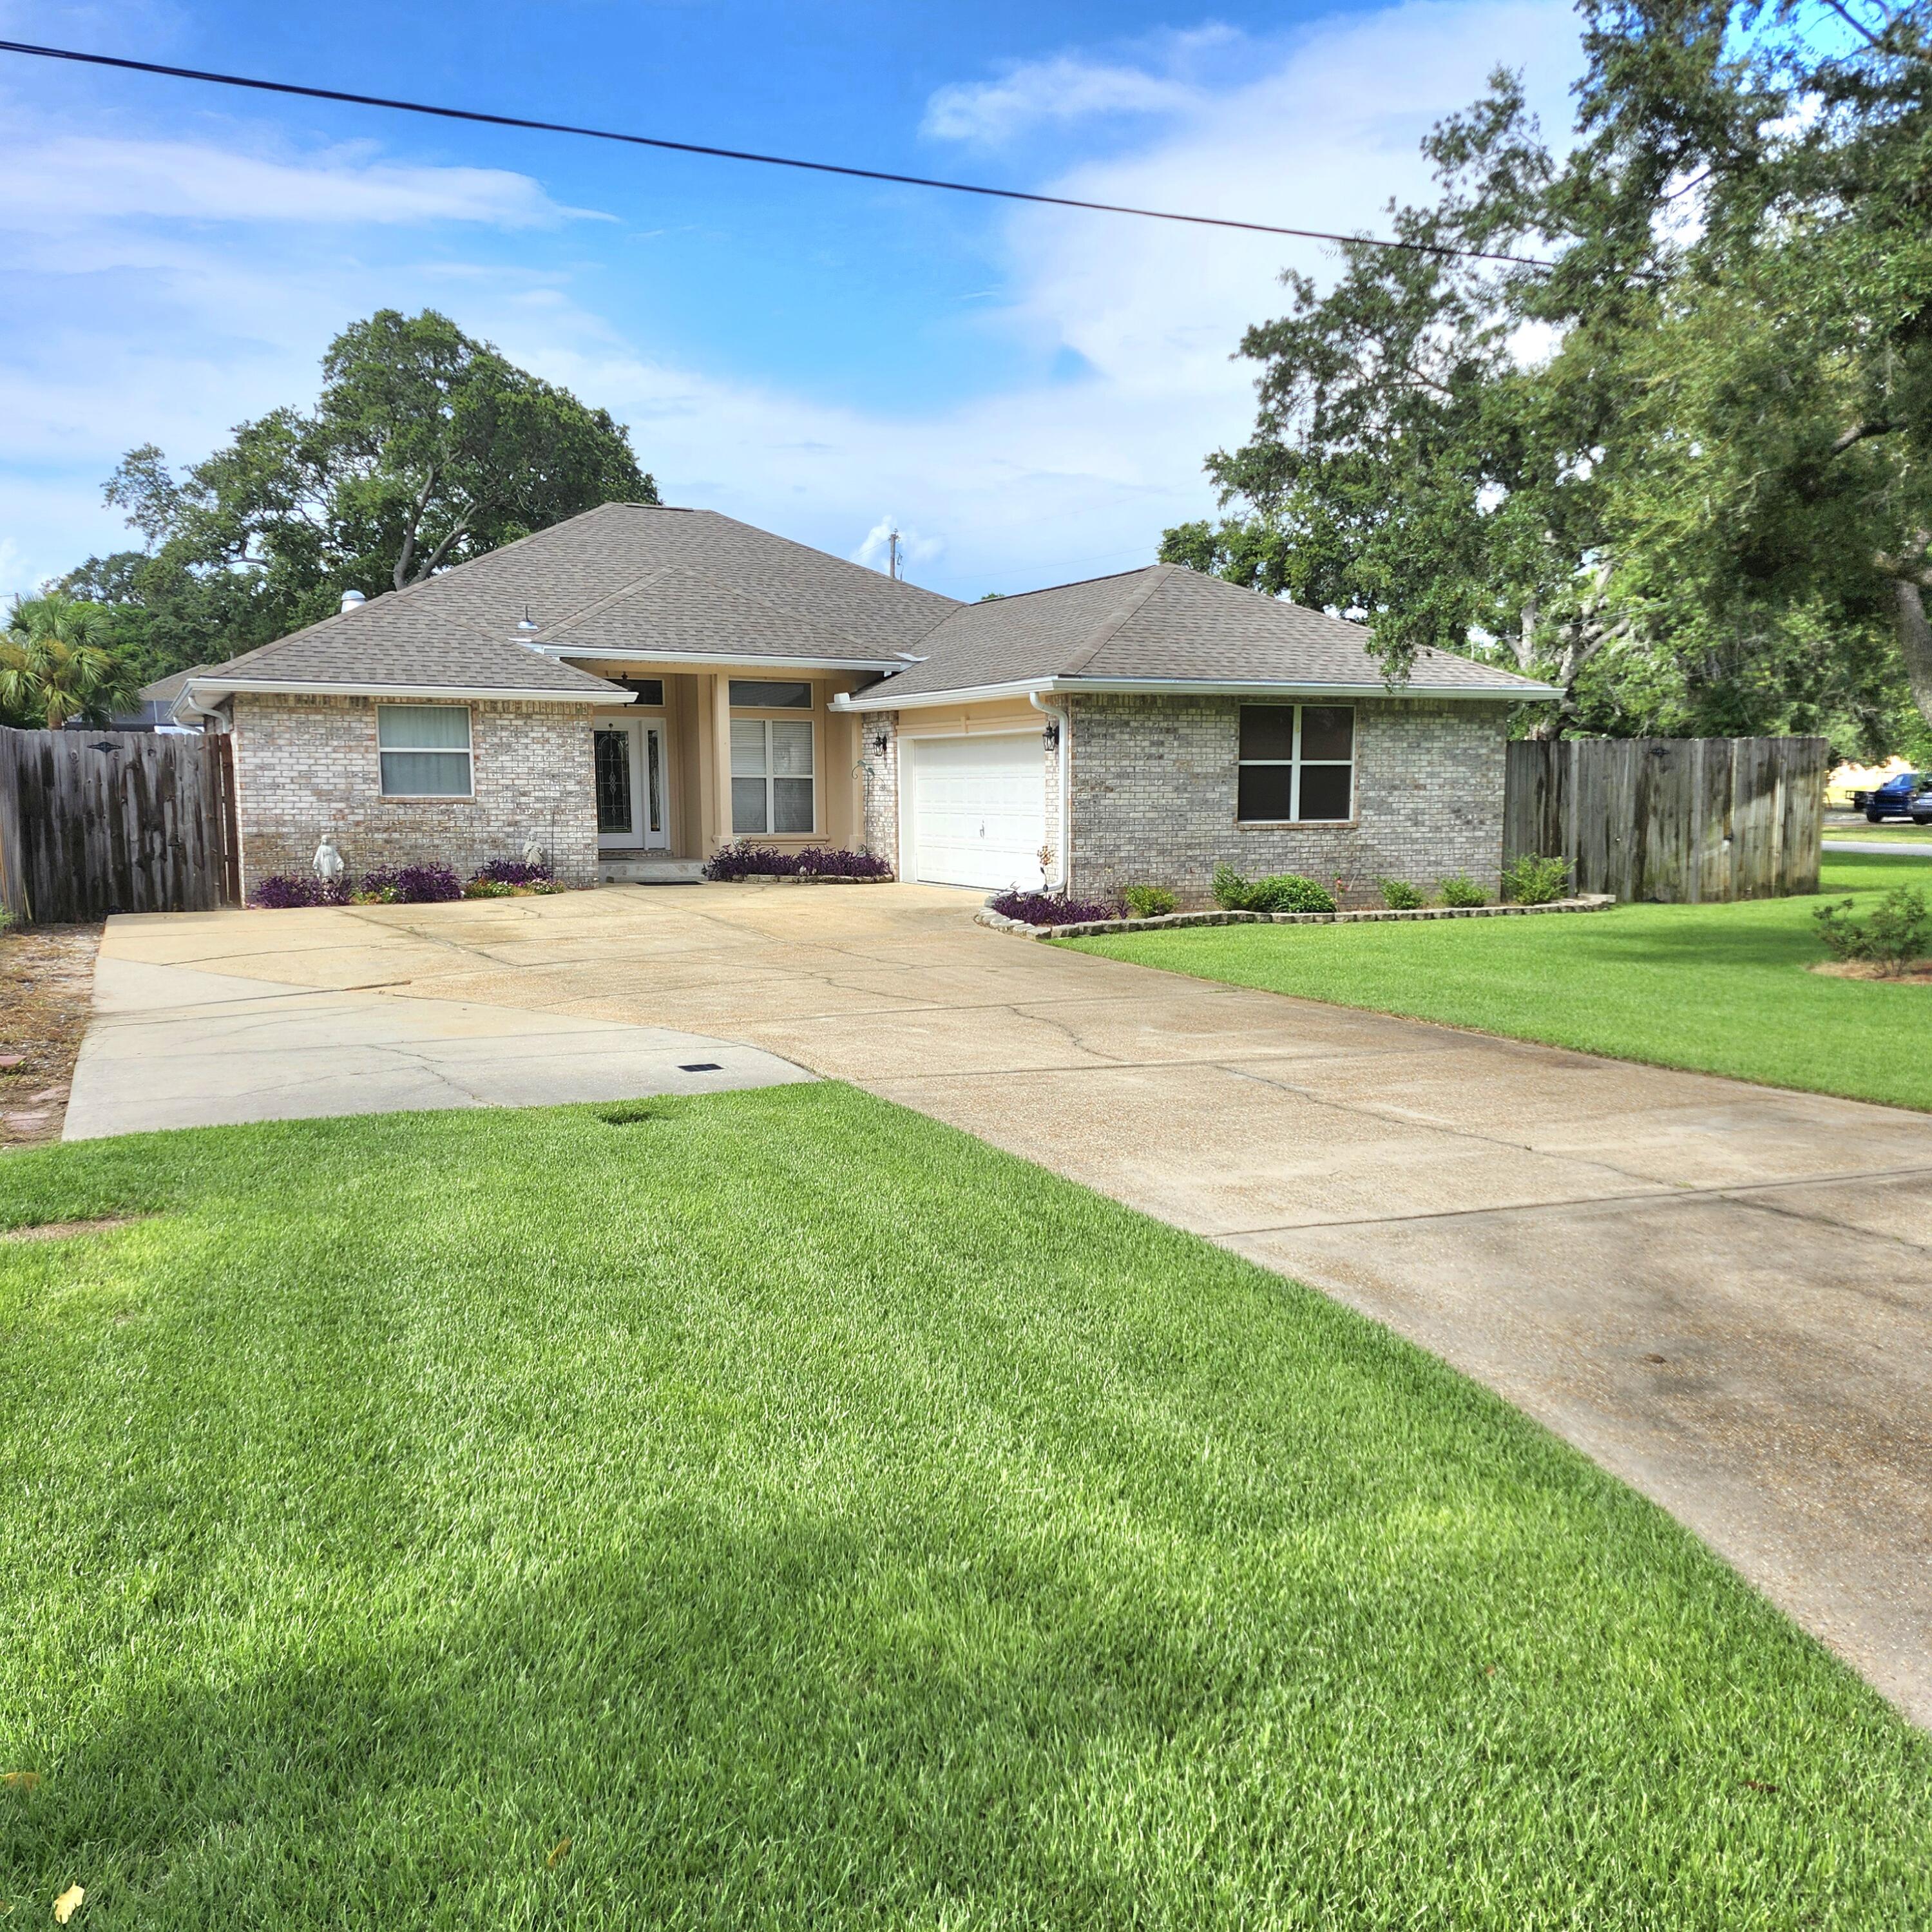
595 719 669 851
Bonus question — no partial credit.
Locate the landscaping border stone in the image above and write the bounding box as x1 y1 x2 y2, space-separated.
977 894 1616 940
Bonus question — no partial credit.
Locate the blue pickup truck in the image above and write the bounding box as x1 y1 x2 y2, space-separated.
1853 770 1932 823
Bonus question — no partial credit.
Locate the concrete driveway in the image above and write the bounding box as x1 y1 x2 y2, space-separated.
72 882 1932 1724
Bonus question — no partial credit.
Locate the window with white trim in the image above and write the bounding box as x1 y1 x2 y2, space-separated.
378 703 472 798
1236 705 1354 822
731 716 814 834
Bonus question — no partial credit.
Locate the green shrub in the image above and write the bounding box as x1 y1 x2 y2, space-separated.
1500 854 1571 904
1254 874 1336 914
1438 874 1487 908
1377 877 1426 910
1122 884 1178 919
1211 861 1252 910
1813 887 1930 973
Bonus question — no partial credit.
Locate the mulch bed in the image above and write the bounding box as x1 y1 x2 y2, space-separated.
0 923 102 1149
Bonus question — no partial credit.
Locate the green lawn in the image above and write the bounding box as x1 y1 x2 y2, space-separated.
3 1089 1927 1927
1065 851 1932 1113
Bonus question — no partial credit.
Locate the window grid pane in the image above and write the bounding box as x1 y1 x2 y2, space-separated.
378 703 470 750
380 750 471 797
1236 703 1353 823
730 719 769 776
728 679 812 709
732 777 769 834
770 719 814 776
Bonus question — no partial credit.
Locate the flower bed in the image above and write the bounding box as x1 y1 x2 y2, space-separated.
703 843 893 882
979 894 1618 939
986 889 1126 927
251 857 563 908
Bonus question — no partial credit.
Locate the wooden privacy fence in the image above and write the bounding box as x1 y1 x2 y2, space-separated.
1503 735 1827 903
0 728 238 925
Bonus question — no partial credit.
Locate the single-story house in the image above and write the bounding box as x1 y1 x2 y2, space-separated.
169 501 1556 904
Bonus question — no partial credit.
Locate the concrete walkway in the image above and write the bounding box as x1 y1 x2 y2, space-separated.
73 885 1932 1724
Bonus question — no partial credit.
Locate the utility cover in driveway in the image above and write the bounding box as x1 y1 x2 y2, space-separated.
907 732 1045 890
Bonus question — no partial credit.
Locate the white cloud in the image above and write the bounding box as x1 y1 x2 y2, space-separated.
0 135 586 231
850 517 945 573
0 0 1586 607
923 57 1201 146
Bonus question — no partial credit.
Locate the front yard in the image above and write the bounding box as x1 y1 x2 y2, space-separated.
3 1086 1927 1926
1065 852 1932 1114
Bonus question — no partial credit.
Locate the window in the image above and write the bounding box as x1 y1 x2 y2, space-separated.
729 679 812 709
1236 705 1353 823
731 717 814 834
617 678 665 707
378 703 472 798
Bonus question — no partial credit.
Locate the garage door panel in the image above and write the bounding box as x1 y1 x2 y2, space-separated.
910 734 1046 890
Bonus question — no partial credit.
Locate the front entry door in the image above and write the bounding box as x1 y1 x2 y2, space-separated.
595 720 669 852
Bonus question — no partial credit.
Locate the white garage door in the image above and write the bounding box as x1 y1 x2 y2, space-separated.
908 733 1046 890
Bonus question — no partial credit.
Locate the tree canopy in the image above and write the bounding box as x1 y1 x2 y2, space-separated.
1 593 135 731
65 309 655 685
1165 0 1932 752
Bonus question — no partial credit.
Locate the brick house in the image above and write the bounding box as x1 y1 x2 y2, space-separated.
169 502 1556 905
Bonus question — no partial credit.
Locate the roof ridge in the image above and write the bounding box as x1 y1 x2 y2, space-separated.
964 564 1158 607
542 559 900 658
1060 564 1177 676
537 562 673 633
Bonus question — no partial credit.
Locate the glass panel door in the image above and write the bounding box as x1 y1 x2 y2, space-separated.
642 724 669 850
595 726 636 841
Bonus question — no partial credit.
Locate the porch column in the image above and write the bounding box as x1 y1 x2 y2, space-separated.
707 672 734 852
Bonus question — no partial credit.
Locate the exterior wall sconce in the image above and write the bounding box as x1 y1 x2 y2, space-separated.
1041 720 1061 750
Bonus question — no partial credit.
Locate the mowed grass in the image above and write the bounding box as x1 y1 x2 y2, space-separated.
1065 852 1932 1113
2 1089 1927 1929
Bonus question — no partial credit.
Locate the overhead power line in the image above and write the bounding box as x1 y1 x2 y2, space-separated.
0 37 1551 269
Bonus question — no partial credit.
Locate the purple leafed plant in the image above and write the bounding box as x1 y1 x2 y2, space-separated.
988 889 1127 926
702 843 893 881
472 857 555 886
251 874 351 909
359 863 464 904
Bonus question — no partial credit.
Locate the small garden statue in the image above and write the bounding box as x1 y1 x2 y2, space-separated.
521 835 546 871
312 837 345 883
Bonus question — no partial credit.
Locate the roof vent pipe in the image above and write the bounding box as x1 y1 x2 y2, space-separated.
340 589 367 615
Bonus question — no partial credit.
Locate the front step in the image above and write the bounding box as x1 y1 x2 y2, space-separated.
599 856 708 886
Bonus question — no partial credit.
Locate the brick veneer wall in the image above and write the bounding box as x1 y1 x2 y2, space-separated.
860 711 899 868
1067 693 1510 908
230 693 600 892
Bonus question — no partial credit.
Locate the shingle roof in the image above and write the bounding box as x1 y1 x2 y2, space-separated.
137 664 213 703
182 508 1552 706
857 564 1554 700
187 502 961 699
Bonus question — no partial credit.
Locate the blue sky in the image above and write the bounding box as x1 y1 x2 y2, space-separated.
0 0 1586 604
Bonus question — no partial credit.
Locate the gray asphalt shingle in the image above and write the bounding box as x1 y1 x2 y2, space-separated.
187 507 1549 703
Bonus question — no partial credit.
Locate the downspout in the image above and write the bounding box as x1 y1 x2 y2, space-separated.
1029 689 1071 893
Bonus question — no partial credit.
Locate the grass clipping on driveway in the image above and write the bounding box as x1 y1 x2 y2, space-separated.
1064 851 1932 1114
1 1088 1925 1927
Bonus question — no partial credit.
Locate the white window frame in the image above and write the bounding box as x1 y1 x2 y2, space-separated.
376 702 473 799
1236 703 1355 824
731 714 818 836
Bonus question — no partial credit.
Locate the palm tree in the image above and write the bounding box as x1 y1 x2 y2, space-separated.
0 593 135 729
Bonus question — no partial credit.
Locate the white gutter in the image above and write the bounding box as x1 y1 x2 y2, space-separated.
171 676 634 719
539 646 901 673
834 673 1560 711
1029 691 1072 892
169 687 230 730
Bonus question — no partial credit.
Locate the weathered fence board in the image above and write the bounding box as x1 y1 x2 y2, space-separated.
1503 735 1826 903
0 728 236 924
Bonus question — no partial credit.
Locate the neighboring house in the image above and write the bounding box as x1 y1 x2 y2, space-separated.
170 501 1556 903
56 665 211 734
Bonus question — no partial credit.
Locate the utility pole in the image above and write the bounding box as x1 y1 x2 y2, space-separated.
888 528 901 581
